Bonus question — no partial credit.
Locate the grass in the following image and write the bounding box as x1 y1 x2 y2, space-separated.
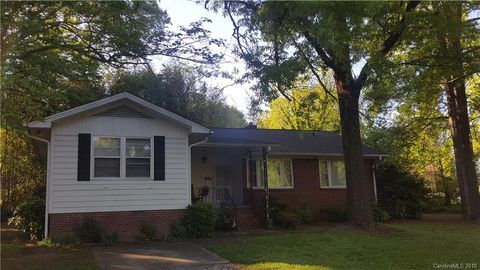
203 220 480 270
1 224 99 270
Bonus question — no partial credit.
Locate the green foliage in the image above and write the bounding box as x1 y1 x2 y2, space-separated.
272 211 299 229
75 217 104 243
183 203 217 238
258 76 339 132
0 1 224 218
107 64 246 128
314 208 348 223
39 235 79 247
376 161 429 219
293 204 312 224
101 231 119 245
170 221 188 239
8 196 45 240
138 222 157 241
370 201 391 223
215 203 235 231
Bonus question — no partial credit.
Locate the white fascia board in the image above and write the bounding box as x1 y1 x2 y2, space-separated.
27 121 51 128
29 92 209 134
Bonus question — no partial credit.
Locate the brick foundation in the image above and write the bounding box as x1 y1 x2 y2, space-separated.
49 209 184 241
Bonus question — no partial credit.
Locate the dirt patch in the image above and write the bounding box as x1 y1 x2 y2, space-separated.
1 224 99 270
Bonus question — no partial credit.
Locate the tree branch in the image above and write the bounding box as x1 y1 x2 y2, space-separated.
355 0 420 89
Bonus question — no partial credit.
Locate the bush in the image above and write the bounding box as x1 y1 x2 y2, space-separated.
138 222 157 241
370 201 391 223
215 203 235 231
293 204 312 224
376 161 429 219
314 208 347 223
183 203 217 238
101 231 119 244
75 217 104 243
273 211 299 229
8 196 45 240
170 221 187 239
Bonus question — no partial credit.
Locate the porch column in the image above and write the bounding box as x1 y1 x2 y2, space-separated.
262 146 270 226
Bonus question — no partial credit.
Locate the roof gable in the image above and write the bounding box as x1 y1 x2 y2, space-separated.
27 92 209 134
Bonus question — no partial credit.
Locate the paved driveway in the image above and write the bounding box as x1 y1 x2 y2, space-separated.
92 242 238 270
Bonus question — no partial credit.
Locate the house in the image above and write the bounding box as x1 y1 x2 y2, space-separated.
27 92 384 241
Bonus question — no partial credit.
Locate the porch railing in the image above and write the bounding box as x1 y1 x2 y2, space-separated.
192 186 229 206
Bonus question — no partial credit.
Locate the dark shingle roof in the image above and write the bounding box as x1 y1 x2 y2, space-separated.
207 128 382 156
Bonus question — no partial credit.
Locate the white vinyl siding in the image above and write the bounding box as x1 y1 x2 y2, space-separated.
49 115 189 213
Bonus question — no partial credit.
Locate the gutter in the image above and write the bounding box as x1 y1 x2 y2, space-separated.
25 129 50 239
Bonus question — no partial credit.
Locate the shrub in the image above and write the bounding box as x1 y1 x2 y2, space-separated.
273 211 299 229
215 203 235 231
8 196 45 240
293 204 312 224
101 231 119 244
314 208 347 223
183 203 217 238
170 221 187 239
75 217 104 243
138 222 157 241
370 201 391 223
376 161 429 219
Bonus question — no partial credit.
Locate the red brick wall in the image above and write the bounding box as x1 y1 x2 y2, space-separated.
49 209 184 241
247 158 376 215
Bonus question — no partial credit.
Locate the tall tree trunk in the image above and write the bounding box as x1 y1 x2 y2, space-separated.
441 2 480 220
335 72 374 229
445 80 480 220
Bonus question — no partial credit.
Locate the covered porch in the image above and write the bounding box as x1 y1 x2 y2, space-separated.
190 143 270 208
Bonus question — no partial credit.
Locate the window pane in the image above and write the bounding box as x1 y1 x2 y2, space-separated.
256 160 265 188
126 158 150 177
281 160 292 187
126 139 150 158
319 161 329 187
94 158 120 177
94 137 120 156
267 160 281 188
331 161 346 186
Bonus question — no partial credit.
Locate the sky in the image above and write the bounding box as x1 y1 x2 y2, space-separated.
151 0 252 116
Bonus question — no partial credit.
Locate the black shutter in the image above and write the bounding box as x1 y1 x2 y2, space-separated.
154 136 165 181
77 133 91 181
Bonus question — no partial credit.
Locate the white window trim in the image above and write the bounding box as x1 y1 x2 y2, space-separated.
91 136 153 180
319 160 346 189
247 158 294 189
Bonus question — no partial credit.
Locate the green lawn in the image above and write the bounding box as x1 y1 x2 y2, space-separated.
203 222 480 270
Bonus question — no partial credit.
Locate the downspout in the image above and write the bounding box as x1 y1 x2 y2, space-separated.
25 129 51 239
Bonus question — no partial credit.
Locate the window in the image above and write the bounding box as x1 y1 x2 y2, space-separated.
93 136 152 179
94 137 120 177
247 159 293 189
126 139 151 177
319 160 346 188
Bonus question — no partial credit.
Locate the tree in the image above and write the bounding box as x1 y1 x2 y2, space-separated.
107 63 246 128
365 1 480 219
258 76 340 132
215 1 419 228
0 1 224 215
